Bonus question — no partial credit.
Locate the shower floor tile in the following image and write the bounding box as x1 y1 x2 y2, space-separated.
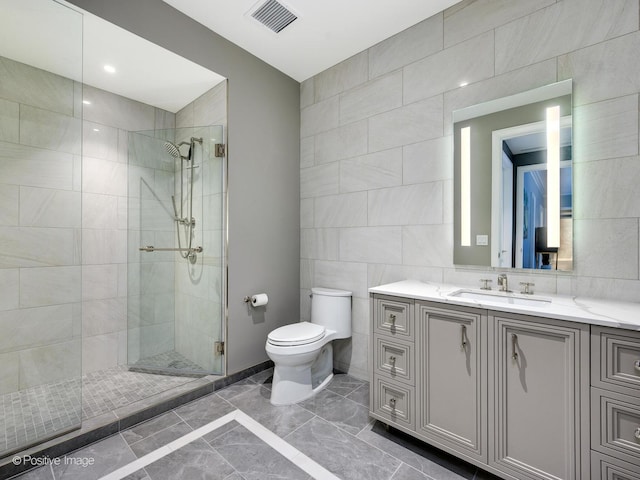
131 350 205 373
0 366 193 457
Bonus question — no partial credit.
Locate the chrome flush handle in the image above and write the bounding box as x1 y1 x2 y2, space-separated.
634 359 640 374
635 427 640 440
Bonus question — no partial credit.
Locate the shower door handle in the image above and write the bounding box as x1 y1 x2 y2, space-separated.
139 245 203 253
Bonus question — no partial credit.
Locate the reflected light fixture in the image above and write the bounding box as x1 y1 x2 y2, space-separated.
546 106 560 248
82 100 91 105
461 126 471 246
103 64 116 74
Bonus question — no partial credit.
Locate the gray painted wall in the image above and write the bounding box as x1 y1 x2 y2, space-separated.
68 0 301 375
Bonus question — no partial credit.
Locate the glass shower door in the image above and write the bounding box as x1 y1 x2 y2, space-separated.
0 0 83 457
127 125 225 376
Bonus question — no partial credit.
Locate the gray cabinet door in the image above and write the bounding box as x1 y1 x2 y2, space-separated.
489 313 590 480
416 302 487 463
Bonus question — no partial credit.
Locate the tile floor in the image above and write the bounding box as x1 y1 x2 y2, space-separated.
1 367 194 457
10 371 500 480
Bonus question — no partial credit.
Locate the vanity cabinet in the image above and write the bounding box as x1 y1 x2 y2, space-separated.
370 294 590 480
590 326 640 479
488 312 590 480
416 302 487 464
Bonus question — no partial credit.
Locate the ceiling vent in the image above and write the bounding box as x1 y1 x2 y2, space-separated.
250 0 298 33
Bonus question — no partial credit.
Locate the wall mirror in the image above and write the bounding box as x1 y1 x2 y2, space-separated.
453 80 573 271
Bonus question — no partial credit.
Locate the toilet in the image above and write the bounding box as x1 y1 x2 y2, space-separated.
265 287 352 406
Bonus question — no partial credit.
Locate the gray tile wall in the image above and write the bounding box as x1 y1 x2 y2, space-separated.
299 0 640 380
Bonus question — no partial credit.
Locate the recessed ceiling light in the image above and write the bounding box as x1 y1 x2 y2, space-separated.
82 100 91 105
103 64 116 74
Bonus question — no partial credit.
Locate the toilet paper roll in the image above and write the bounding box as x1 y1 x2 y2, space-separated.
251 293 268 307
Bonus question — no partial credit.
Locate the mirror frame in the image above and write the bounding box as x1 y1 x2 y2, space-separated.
452 79 573 271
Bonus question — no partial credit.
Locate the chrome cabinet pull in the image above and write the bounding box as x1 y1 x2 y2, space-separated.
389 398 396 409
461 325 467 348
389 313 396 324
389 355 396 366
511 333 518 361
634 359 640 374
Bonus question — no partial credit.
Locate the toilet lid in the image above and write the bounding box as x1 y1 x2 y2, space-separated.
268 322 326 346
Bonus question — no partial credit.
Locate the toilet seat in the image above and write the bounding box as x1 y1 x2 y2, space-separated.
267 322 325 346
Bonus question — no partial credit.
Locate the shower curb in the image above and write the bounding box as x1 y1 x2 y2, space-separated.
0 361 273 480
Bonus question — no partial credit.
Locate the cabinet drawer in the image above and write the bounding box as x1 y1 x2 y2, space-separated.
592 326 640 398
591 451 640 480
592 388 640 467
373 335 414 385
373 296 414 340
371 376 415 430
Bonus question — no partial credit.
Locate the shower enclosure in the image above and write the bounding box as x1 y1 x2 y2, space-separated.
127 125 226 376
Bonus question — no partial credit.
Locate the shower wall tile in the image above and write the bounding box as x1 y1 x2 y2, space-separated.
82 229 127 265
175 102 194 129
0 304 74 354
194 81 226 126
19 266 81 307
0 98 19 142
0 185 19 226
0 269 19 311
301 198 314 228
559 32 640 106
83 157 128 196
83 120 119 162
368 183 443 226
300 78 314 109
300 136 314 168
0 56 74 116
315 51 368 102
82 264 119 301
20 187 80 228
155 108 176 132
443 0 554 48
494 0 638 75
403 137 452 185
82 85 155 131
82 193 119 229
0 226 79 268
0 141 74 190
340 148 402 193
83 298 127 337
0 352 19 395
314 120 367 165
338 71 402 125
19 339 81 388
82 333 119 374
573 95 638 163
20 105 81 155
369 14 443 79
368 96 443 153
403 31 494 105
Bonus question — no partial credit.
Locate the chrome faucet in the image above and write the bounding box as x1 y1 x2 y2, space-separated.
497 273 509 292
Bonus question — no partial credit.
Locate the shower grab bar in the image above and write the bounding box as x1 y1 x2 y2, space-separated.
139 245 203 253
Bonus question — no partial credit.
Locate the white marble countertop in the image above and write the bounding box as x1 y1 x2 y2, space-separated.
369 280 640 331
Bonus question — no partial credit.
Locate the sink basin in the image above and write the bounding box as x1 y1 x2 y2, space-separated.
448 289 551 307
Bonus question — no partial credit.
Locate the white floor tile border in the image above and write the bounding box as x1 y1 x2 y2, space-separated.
99 409 340 480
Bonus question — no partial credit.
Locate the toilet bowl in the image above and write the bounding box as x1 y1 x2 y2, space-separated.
265 287 351 406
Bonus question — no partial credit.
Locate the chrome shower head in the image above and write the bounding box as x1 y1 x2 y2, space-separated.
164 141 182 158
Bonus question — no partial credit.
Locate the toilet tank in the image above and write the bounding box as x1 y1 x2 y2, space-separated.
311 287 352 339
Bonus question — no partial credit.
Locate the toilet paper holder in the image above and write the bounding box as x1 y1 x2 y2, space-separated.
244 293 268 307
